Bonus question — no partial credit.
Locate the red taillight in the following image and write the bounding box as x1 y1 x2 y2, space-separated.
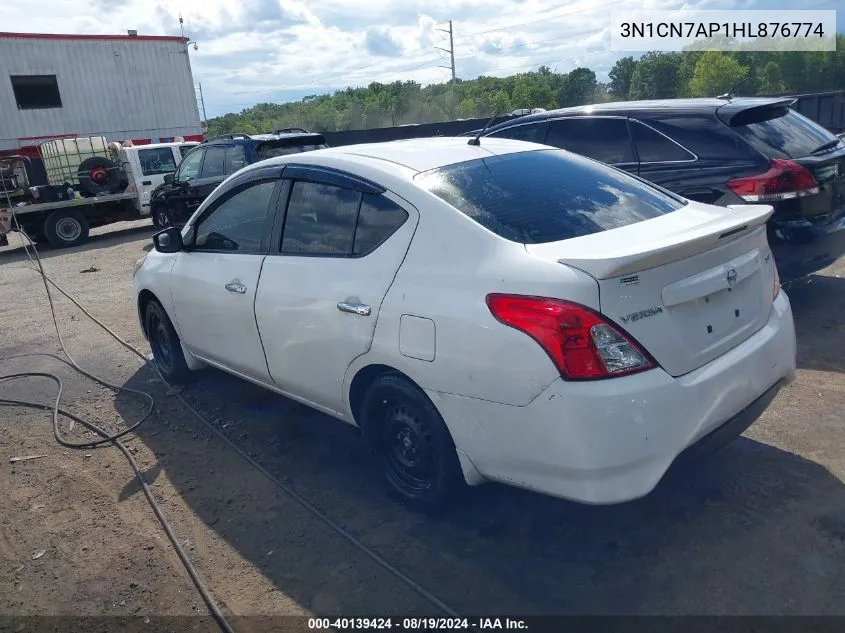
727 159 819 203
486 294 657 381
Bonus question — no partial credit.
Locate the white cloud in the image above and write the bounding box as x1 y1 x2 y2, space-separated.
1 0 840 116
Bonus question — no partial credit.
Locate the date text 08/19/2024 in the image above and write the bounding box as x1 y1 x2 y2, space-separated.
307 617 528 630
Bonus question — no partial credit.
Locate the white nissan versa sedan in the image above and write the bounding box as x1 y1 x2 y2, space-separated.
134 137 797 509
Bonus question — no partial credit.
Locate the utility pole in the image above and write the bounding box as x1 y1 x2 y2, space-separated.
196 83 208 130
435 20 456 82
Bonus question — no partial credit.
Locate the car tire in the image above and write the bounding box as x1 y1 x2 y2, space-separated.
152 206 173 229
144 299 191 383
77 156 122 196
43 210 90 248
361 373 465 510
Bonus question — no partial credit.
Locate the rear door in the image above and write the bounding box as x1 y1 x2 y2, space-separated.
169 167 282 381
255 166 417 414
544 117 639 175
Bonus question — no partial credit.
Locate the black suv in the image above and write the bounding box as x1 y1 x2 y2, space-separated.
150 129 328 227
482 98 845 280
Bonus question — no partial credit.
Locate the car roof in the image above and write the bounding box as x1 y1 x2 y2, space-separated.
273 137 546 173
200 131 326 146
484 96 797 131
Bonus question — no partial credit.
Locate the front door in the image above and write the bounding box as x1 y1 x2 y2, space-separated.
255 175 417 414
169 175 280 381
133 146 180 212
170 147 205 221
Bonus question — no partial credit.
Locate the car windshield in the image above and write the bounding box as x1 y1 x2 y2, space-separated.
414 149 685 244
730 107 840 159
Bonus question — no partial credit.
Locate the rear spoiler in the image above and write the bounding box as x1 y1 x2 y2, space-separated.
716 98 798 126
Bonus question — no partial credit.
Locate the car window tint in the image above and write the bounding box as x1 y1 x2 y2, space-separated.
414 150 684 244
200 146 226 179
225 145 246 175
645 115 758 161
257 139 329 160
194 180 275 252
353 195 409 255
730 107 839 159
281 181 361 255
545 118 634 164
178 144 197 159
489 123 547 144
177 148 203 182
631 121 695 162
137 148 177 176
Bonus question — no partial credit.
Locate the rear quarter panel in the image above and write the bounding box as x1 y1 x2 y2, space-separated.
345 187 601 410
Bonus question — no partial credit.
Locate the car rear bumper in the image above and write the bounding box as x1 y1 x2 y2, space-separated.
428 291 796 504
770 214 845 280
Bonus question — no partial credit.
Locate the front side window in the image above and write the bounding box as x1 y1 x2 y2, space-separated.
177 148 204 182
200 146 226 179
137 148 178 176
415 150 684 244
545 118 635 164
281 181 361 255
193 179 275 252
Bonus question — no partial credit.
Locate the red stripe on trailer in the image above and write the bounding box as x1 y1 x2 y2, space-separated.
184 134 204 142
130 138 152 145
18 133 77 141
0 32 188 43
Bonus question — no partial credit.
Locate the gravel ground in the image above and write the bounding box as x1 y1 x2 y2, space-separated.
1 220 845 622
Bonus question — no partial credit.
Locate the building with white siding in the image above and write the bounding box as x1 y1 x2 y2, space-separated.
0 31 204 153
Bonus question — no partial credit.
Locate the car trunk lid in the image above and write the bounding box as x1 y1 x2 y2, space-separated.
526 202 777 377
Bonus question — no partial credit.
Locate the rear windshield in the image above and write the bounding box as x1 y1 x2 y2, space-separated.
256 139 328 160
731 107 839 159
414 150 685 244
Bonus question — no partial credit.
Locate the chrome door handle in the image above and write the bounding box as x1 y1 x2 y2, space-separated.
225 281 247 294
337 301 371 316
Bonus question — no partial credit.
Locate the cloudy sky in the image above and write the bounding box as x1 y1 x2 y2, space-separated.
2 0 841 117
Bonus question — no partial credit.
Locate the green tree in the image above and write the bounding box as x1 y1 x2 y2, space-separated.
558 67 597 107
758 61 786 94
608 56 636 98
629 52 682 99
687 51 749 97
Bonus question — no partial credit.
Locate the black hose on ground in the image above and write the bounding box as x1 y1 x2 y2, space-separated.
0 221 235 633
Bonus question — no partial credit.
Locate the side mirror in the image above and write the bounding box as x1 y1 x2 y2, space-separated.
152 226 184 253
163 173 175 185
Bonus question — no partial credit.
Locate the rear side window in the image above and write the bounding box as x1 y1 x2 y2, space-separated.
137 148 177 176
631 121 695 162
730 107 839 159
545 118 634 164
415 150 684 244
200 146 226 179
353 195 408 255
257 139 328 160
488 123 547 144
281 181 361 255
224 145 246 175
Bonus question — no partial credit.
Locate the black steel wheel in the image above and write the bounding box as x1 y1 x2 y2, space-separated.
361 373 465 509
143 299 190 383
152 206 173 229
